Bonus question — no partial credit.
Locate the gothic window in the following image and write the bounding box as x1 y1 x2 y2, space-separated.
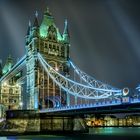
9 88 13 94
59 65 63 71
40 42 44 51
48 61 56 69
52 45 56 54
53 36 56 41
44 43 48 52
48 25 57 41
53 45 55 49
56 49 59 56
5 99 7 103
61 47 65 57
9 79 13 85
9 99 13 103
52 33 56 41
49 35 52 40
49 44 52 48
49 44 52 53
58 46 61 56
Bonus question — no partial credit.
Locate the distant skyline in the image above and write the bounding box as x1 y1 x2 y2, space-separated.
0 0 140 89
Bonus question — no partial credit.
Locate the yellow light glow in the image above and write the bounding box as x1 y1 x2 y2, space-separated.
19 102 23 106
16 83 19 87
55 67 59 71
3 82 7 86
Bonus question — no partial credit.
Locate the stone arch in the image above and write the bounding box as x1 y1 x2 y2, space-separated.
48 61 57 69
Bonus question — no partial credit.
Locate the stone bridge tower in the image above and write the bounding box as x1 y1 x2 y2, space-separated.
25 8 70 110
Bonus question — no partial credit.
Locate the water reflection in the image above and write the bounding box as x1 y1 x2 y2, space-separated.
1 128 140 140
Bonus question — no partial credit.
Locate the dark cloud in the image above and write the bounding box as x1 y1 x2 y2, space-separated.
0 0 140 89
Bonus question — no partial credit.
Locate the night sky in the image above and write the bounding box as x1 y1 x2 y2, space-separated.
0 0 140 89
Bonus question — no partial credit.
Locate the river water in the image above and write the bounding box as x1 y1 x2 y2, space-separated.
1 127 140 140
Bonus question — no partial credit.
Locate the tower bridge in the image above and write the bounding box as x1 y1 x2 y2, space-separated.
0 8 140 117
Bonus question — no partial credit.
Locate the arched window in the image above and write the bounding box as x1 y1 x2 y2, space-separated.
59 64 63 71
48 61 56 69
9 88 13 94
48 25 57 41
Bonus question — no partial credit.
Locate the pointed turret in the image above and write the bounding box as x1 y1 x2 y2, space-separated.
63 19 70 43
32 11 39 38
44 7 52 17
40 7 55 38
27 20 31 36
40 7 63 40
25 20 31 45
2 55 13 75
33 11 39 27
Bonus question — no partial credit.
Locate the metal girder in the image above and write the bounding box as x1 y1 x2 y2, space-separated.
38 53 122 100
70 60 119 91
0 55 26 83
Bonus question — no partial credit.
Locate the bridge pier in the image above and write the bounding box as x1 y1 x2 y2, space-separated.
3 110 88 134
73 117 87 131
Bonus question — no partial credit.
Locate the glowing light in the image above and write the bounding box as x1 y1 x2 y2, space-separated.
3 82 7 86
39 13 63 41
55 67 59 71
16 83 20 88
56 28 63 41
49 67 53 71
19 102 23 106
39 25 48 37
19 102 23 110
123 87 129 96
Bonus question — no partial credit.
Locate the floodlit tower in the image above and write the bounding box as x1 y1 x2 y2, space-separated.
25 8 70 109
0 55 22 110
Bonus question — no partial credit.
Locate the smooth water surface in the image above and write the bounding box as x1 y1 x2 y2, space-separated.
1 128 140 140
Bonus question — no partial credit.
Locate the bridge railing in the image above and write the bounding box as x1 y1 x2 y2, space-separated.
40 99 122 113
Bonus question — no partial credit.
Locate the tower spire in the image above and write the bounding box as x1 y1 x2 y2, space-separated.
27 20 31 36
35 11 38 17
44 7 52 16
63 19 69 34
63 19 70 43
33 11 39 27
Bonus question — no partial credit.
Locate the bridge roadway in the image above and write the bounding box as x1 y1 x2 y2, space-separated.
39 97 140 116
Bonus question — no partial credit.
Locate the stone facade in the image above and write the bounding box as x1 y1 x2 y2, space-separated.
0 56 22 110
4 110 87 133
25 8 70 109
